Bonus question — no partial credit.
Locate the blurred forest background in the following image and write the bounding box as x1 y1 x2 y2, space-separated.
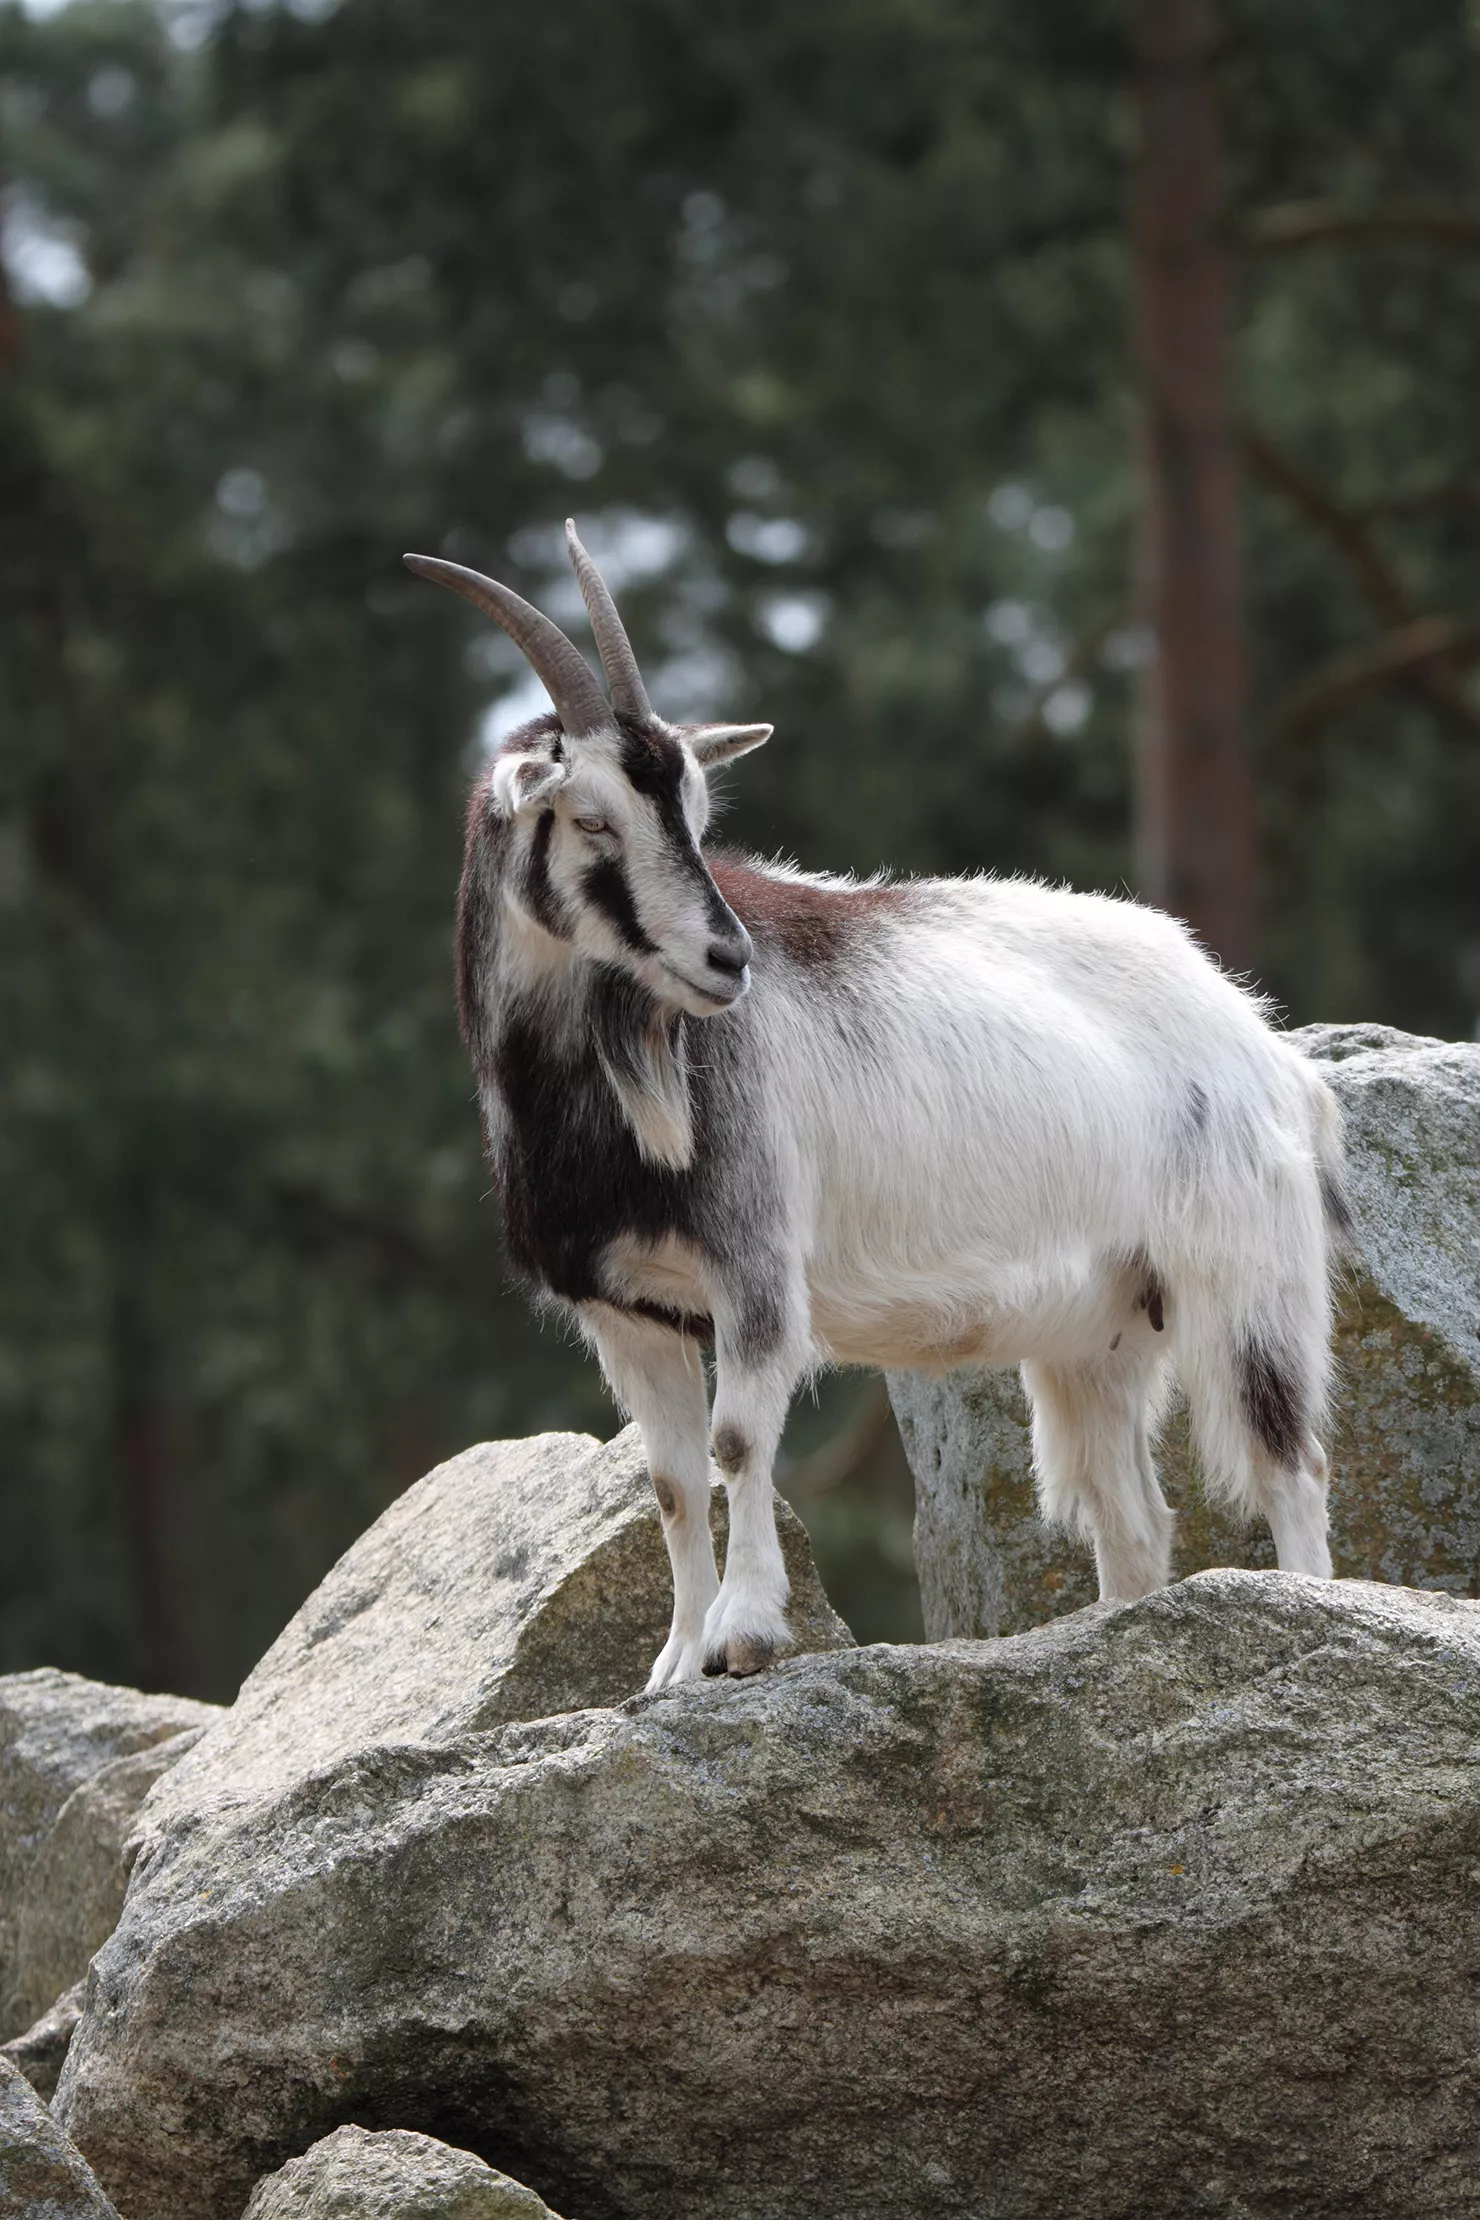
5 0 1480 1701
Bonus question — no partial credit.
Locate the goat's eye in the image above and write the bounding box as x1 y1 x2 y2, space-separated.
573 814 613 837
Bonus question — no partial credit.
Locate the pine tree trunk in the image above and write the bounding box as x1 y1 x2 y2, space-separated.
1133 0 1254 969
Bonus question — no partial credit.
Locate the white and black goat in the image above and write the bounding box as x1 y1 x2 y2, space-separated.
407 524 1346 1684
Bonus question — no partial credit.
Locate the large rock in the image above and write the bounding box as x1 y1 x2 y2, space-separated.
243 2125 566 2218
50 1420 847 2213
2 1980 85 2104
100 1424 848 1846
54 1572 1480 2220
891 1023 1480 1636
0 2054 120 2219
12 1730 214 2040
0 1670 219 2039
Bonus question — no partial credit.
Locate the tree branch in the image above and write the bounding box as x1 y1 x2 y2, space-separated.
1244 200 1480 254
1243 425 1480 741
1277 616 1480 741
1354 478 1480 520
1241 425 1410 625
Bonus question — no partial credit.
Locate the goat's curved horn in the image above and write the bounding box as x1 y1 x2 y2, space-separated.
564 519 653 721
402 553 610 738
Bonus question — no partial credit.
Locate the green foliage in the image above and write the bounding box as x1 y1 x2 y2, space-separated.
3 0 1479 1694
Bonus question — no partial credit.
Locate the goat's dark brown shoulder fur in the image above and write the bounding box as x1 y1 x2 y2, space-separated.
707 852 909 968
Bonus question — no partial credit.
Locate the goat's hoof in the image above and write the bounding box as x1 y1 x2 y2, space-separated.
702 1637 777 1679
645 1631 707 1691
700 1583 790 1680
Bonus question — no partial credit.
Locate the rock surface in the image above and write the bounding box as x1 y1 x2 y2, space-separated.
243 2125 565 2218
0 1670 219 2039
12 1729 212 2039
1 1979 86 2104
891 1023 1480 1636
0 2054 120 2218
100 1424 848 1849
55 1571 1480 2220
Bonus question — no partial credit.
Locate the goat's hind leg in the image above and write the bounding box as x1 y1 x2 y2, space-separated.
583 1305 719 1690
1022 1349 1175 1602
1182 1316 1333 1580
1257 1427 1332 1579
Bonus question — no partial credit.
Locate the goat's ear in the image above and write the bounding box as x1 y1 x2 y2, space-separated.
685 721 773 769
490 748 568 818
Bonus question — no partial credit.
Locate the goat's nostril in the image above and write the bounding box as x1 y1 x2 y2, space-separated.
708 941 749 980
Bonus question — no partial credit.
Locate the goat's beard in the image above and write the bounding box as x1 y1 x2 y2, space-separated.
590 970 696 1171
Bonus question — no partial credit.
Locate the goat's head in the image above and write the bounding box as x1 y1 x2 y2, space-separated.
406 523 769 1018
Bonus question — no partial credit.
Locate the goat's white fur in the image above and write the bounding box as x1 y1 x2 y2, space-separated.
582 863 1340 1685
427 536 1342 1689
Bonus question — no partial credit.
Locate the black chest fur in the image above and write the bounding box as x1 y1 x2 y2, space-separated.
484 972 751 1318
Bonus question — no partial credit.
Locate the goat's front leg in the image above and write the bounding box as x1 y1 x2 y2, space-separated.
702 1285 808 1678
583 1304 719 1690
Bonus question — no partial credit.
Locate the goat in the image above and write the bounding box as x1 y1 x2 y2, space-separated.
406 523 1344 1685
